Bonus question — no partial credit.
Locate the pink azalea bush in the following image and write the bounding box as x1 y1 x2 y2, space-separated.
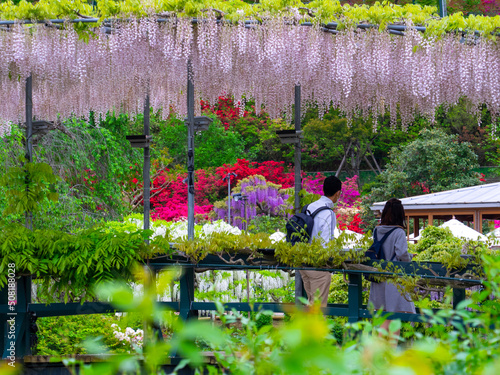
339 175 361 208
303 174 361 208
302 173 325 195
337 175 364 234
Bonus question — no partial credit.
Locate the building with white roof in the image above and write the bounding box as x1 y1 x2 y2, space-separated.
371 182 500 238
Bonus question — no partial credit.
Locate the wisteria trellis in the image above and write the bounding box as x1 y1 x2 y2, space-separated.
1 17 500 137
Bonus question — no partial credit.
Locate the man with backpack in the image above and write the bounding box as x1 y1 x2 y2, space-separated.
298 176 342 307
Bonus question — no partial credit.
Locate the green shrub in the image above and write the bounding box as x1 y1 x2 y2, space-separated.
0 225 153 301
252 311 273 330
328 318 345 345
413 226 492 271
36 314 122 355
248 215 287 234
328 274 371 305
35 311 150 356
371 128 480 201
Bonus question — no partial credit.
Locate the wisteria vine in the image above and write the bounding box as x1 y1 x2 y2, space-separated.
1 17 499 136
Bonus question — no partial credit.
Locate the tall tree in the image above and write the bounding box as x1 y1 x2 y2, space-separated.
361 128 481 231
369 128 480 200
302 109 380 177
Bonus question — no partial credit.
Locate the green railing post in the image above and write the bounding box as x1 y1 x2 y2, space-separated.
347 273 363 323
0 285 7 358
2 276 31 359
453 288 466 310
19 276 32 357
179 267 196 320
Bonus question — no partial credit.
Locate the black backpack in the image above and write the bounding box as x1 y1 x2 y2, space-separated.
286 204 332 245
364 227 399 282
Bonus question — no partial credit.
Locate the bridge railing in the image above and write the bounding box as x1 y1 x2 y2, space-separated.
0 251 483 359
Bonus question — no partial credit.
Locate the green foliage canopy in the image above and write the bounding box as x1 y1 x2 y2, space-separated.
1 0 500 36
0 224 157 302
156 115 245 169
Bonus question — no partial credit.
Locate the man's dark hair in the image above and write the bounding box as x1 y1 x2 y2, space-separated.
323 176 342 197
380 198 407 229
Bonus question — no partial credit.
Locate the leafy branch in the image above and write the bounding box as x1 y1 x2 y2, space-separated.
0 160 59 216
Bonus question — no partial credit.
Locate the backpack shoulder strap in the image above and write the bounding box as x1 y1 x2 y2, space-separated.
310 206 332 218
387 227 405 261
301 204 310 215
378 227 399 243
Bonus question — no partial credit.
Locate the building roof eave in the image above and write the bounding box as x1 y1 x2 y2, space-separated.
370 203 500 211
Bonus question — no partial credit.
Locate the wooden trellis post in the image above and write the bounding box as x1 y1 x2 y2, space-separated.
187 61 195 241
25 74 33 231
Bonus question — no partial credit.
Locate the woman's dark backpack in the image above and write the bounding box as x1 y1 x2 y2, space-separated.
364 227 399 282
286 204 331 245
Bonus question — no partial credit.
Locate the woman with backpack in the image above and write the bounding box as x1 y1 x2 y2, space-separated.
368 198 415 339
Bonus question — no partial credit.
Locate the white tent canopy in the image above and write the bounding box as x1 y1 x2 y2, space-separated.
334 228 364 240
486 227 500 238
414 219 487 242
440 219 487 241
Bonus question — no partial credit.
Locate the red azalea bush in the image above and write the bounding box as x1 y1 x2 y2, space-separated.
147 159 363 228
153 202 213 222
215 159 296 189
338 212 364 234
201 96 249 130
410 181 430 194
481 0 500 15
448 0 500 15
194 168 225 205
150 171 214 222
217 160 328 197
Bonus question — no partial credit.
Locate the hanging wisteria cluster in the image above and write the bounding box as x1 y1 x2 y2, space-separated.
1 17 500 136
0 18 193 133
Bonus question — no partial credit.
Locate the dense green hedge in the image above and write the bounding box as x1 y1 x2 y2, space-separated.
0 225 163 301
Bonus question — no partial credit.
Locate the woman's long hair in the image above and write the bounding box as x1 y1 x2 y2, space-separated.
380 198 407 229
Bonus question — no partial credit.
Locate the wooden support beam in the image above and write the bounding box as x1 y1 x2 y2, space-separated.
474 211 482 233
